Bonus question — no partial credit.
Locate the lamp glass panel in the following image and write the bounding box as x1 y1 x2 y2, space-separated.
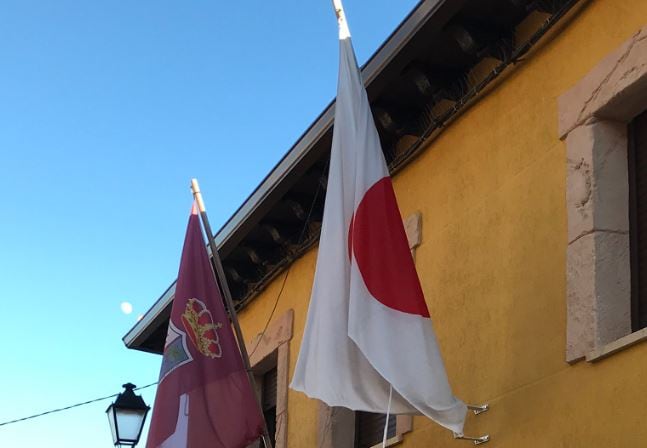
115 408 146 442
106 406 119 445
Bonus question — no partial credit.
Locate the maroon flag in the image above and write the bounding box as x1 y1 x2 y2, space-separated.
146 204 265 448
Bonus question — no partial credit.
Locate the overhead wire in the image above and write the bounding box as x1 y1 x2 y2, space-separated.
0 170 324 429
0 382 158 428
248 167 326 359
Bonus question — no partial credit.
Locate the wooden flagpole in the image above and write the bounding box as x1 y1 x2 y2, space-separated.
190 178 274 448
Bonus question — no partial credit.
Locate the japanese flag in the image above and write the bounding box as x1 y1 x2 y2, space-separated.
290 1 467 435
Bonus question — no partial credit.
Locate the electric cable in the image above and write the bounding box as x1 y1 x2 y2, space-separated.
248 168 326 359
0 382 158 428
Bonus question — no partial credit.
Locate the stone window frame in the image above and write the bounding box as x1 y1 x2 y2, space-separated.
248 309 294 448
558 25 647 363
317 213 422 448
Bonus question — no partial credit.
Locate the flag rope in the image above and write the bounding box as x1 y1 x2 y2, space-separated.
382 385 393 448
0 382 158 428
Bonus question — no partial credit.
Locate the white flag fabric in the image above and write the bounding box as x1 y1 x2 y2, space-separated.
290 4 467 435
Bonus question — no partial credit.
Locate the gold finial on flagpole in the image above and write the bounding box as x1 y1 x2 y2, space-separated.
190 178 206 213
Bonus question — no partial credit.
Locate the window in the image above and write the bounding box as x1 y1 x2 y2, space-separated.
317 406 408 448
629 109 647 332
354 412 396 448
247 309 293 448
559 24 647 363
262 368 278 447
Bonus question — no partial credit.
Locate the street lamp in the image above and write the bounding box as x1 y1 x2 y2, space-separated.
106 383 150 447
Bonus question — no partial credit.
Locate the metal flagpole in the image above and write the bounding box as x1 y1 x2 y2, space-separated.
190 178 274 448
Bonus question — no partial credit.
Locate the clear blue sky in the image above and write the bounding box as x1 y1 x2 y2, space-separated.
0 1 419 446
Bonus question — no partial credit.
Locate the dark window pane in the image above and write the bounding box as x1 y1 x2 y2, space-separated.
262 368 278 410
629 109 647 331
354 412 396 448
261 368 278 447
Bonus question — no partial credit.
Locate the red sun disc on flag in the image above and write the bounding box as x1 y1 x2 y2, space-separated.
349 177 430 318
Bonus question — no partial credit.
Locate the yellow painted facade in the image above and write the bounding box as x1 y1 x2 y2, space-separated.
238 2 647 446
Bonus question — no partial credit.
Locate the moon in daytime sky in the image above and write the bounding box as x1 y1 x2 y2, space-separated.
120 301 133 315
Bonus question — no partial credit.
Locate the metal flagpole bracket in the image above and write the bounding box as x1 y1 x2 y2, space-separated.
468 403 489 415
453 433 490 445
453 403 490 445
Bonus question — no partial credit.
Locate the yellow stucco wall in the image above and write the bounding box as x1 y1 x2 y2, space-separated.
238 1 647 446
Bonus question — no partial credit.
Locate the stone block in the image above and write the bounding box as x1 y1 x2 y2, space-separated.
559 25 647 138
566 233 596 362
566 231 631 363
404 212 422 249
594 231 631 346
566 121 628 244
317 403 355 448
